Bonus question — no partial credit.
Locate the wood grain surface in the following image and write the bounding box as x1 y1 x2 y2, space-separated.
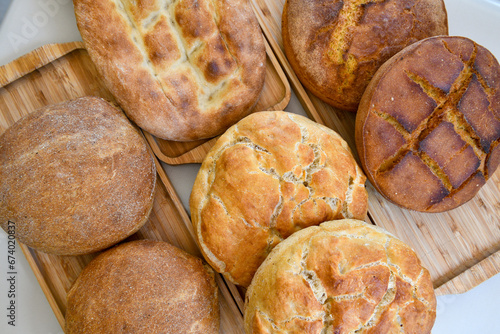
0 43 245 333
250 0 500 296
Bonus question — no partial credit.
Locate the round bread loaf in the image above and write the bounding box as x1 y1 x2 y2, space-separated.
190 111 368 287
282 0 448 112
74 0 266 141
0 97 156 255
244 219 436 334
65 240 219 333
355 36 500 212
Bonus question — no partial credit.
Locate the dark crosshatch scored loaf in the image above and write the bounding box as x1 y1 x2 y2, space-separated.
73 0 266 141
356 36 500 212
282 0 448 111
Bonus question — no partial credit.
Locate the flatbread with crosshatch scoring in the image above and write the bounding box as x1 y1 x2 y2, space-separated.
74 0 266 141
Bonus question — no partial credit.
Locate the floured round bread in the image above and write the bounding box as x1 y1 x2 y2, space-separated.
356 36 500 212
66 240 219 333
282 0 448 111
244 219 436 334
0 97 156 255
74 0 266 141
190 111 368 287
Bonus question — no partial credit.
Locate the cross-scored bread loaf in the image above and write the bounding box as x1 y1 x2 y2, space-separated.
282 0 448 112
190 111 368 287
0 97 156 255
74 0 266 141
66 240 219 333
244 219 436 334
356 36 500 212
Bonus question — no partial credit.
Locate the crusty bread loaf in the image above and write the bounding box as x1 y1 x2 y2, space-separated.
0 97 156 255
190 111 368 287
282 0 448 111
355 36 500 212
244 219 436 334
66 240 219 333
74 0 266 141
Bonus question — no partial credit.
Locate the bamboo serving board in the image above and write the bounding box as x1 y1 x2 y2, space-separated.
250 0 500 295
0 42 245 333
145 37 291 165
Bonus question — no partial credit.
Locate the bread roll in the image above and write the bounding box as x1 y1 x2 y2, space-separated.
74 0 266 141
356 36 500 212
0 97 156 255
282 0 448 111
66 240 219 333
190 111 368 287
244 219 436 334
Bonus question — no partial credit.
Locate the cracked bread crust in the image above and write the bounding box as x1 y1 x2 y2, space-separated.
355 36 500 212
190 111 368 287
282 0 448 112
66 240 219 333
74 0 266 141
0 97 156 255
244 219 436 334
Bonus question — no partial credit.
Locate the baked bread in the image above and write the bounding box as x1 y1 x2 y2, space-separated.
282 0 448 111
244 219 436 334
0 97 156 255
190 111 368 287
74 0 266 141
66 240 219 333
355 36 500 212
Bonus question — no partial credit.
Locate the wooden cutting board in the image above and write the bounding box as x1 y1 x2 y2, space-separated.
249 0 500 295
0 42 246 333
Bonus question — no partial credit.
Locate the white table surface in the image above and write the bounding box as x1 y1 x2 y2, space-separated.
0 0 499 332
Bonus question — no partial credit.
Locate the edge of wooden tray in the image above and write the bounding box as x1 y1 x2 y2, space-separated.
19 243 66 328
249 0 500 295
434 249 500 295
0 41 84 86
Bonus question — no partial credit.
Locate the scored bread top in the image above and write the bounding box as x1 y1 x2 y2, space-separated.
190 111 368 287
244 219 436 334
66 240 219 333
282 0 448 111
74 0 266 141
355 36 500 212
0 97 156 255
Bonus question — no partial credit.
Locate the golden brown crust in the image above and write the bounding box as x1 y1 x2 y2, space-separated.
0 97 156 255
190 111 368 287
66 240 219 333
282 0 448 111
73 0 266 141
244 219 436 334
355 36 500 212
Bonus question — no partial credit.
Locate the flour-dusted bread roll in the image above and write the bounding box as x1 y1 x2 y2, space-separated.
282 0 448 112
74 0 266 141
356 36 500 212
0 97 156 255
66 240 219 333
190 111 368 287
244 219 436 334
